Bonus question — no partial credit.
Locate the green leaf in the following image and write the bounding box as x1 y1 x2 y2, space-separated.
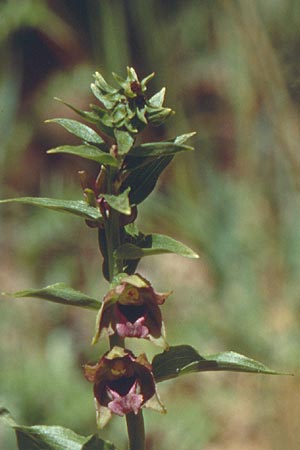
47 145 118 167
0 197 102 222
204 351 290 375
115 233 199 259
5 283 101 310
54 98 115 138
122 155 173 204
14 426 86 450
129 141 193 157
0 408 118 450
45 118 104 144
103 187 131 215
54 98 102 125
152 345 288 382
114 129 134 155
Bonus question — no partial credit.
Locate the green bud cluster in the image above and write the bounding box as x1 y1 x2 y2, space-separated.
90 67 173 134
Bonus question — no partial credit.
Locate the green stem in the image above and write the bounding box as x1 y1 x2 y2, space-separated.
109 333 124 348
126 411 146 450
101 166 123 282
100 165 146 450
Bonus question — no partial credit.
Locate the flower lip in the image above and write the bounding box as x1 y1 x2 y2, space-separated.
107 381 143 416
116 317 149 339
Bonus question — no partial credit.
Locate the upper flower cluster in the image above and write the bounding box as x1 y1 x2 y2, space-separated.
90 66 173 134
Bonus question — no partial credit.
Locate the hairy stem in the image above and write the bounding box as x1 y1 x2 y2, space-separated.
126 411 146 450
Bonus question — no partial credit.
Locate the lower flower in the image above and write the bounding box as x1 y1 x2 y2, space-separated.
84 346 166 428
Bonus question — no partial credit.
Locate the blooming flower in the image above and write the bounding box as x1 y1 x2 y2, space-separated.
84 346 166 428
93 274 171 348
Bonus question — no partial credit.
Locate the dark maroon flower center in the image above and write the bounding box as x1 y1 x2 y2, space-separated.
107 376 136 397
117 303 146 323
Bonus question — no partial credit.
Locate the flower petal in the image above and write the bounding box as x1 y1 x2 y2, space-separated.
92 302 114 345
95 398 112 429
144 391 167 414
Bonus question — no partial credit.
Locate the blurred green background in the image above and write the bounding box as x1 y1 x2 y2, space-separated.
1 1 300 449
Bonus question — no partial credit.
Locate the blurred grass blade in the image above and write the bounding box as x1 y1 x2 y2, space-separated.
5 283 101 310
46 118 105 144
47 145 118 166
0 197 102 222
0 407 16 428
115 233 199 259
152 345 290 382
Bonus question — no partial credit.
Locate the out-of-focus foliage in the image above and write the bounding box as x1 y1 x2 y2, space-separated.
1 1 300 449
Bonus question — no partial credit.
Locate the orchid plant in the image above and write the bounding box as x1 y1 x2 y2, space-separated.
0 68 284 450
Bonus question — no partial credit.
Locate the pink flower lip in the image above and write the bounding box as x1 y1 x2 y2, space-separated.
116 317 149 338
107 381 143 416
